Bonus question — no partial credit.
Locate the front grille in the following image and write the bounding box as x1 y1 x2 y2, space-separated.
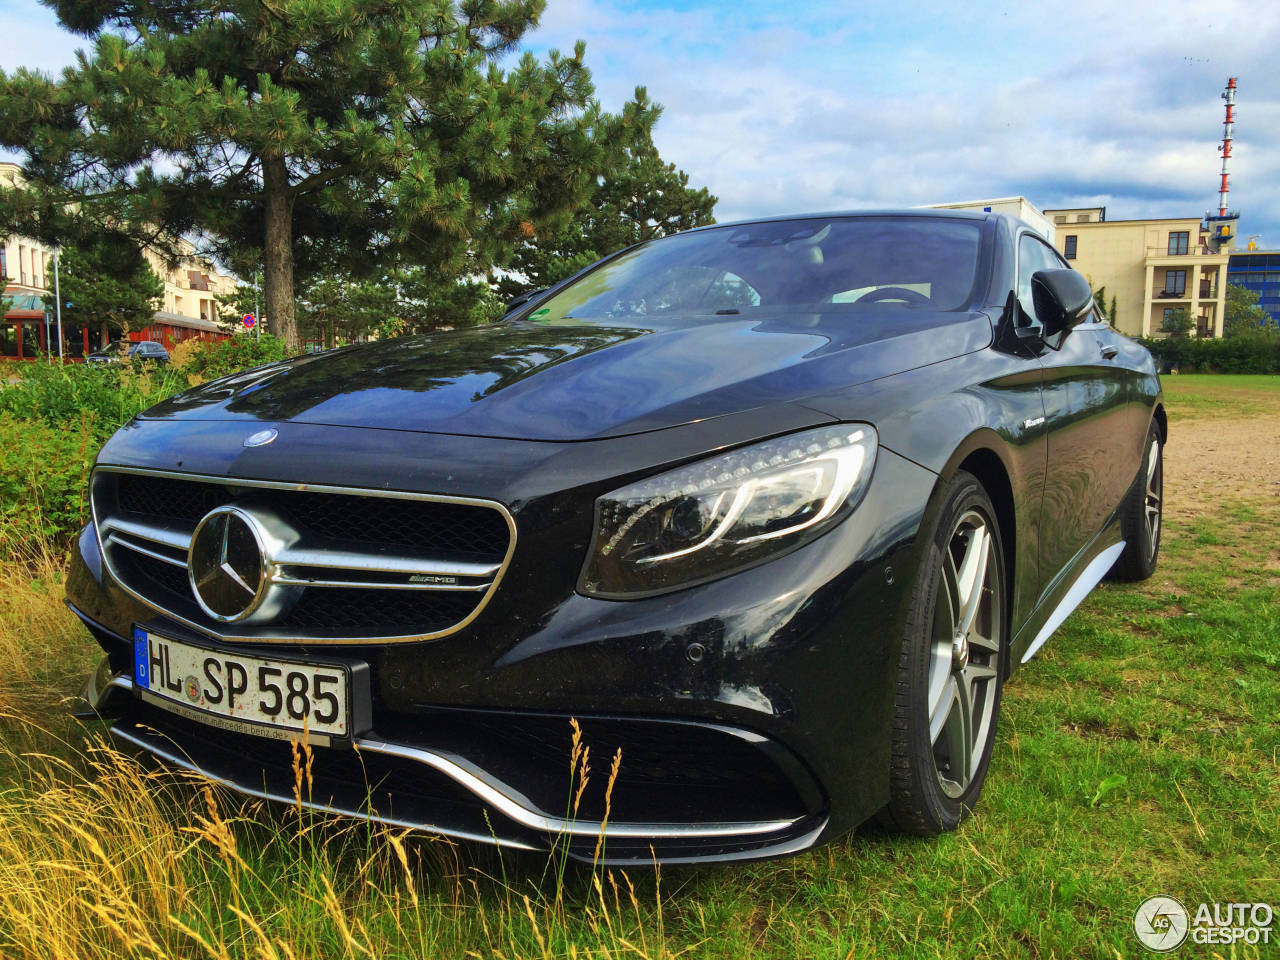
93 469 515 644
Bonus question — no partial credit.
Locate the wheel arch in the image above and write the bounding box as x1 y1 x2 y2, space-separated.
927 433 1020 673
1152 402 1168 443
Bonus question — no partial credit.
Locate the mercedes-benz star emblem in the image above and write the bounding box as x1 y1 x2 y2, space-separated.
188 506 268 622
243 428 279 448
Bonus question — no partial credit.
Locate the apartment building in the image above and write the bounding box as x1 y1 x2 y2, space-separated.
1044 207 1231 338
2 161 237 359
926 196 1056 242
1226 248 1280 326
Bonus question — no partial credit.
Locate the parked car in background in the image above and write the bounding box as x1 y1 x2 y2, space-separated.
87 340 170 364
70 210 1163 864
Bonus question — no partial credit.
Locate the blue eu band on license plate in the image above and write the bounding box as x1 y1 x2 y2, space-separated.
133 626 150 687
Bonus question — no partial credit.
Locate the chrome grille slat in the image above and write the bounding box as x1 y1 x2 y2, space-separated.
271 547 499 579
91 467 516 645
105 533 188 568
269 574 491 592
102 516 191 551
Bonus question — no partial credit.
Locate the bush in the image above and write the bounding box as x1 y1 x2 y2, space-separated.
175 332 291 382
0 334 299 553
0 412 98 557
1136 333 1280 374
0 360 188 442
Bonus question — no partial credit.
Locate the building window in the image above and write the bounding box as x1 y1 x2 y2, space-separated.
1164 270 1186 295
1054 215 1067 224
1064 235 1077 260
1163 308 1175 326
1168 231 1189 255
1076 214 1090 223
0 245 6 282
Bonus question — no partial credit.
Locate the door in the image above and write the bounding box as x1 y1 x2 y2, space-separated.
1017 233 1133 596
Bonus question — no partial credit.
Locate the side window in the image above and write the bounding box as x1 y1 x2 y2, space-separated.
1016 235 1061 320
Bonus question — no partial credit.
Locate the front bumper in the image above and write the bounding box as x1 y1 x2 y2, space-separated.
68 424 938 863
80 649 828 864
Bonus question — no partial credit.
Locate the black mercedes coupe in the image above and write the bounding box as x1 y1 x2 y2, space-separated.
70 211 1164 863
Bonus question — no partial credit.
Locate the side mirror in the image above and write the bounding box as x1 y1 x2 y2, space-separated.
1031 269 1094 338
505 287 550 315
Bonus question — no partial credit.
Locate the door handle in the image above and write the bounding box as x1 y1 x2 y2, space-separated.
1099 344 1119 360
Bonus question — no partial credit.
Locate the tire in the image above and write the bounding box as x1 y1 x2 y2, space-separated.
881 471 1007 836
1110 422 1163 582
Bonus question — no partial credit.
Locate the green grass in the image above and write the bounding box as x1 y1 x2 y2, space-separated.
1159 372 1280 422
1 375 1277 959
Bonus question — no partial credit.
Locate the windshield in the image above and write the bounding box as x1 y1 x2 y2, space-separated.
532 216 984 322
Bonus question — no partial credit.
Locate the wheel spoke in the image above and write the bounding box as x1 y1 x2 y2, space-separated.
930 675 957 743
968 628 1001 654
964 664 996 764
955 526 990 639
942 675 974 789
941 550 961 632
1145 440 1162 553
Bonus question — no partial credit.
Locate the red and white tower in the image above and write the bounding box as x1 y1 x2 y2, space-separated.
1218 77 1236 217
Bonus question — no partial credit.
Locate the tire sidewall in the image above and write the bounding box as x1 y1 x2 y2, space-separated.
898 473 1008 832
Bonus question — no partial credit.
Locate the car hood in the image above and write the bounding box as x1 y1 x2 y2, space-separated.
140 311 993 441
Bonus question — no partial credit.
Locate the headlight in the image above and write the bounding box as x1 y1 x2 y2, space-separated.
579 424 878 598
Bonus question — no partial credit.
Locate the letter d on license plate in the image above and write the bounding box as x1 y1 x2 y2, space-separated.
133 627 355 743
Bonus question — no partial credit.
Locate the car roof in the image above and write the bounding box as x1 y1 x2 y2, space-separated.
677 208 1001 238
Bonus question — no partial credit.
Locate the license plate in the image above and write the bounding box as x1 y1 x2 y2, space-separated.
133 628 352 742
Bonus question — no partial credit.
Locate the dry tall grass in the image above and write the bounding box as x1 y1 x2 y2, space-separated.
0 537 83 717
0 540 674 960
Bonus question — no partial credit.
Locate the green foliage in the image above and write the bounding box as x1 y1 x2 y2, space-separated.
296 269 503 346
1223 282 1276 337
55 231 163 340
497 88 717 298
1160 306 1194 336
0 358 187 442
0 0 611 349
0 336 296 550
174 333 291 381
1137 333 1280 373
0 412 98 556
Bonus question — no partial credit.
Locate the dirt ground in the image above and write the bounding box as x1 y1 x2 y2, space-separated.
1164 414 1280 520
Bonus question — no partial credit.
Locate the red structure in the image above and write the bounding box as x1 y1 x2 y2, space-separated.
1 292 92 361
1218 77 1236 217
126 311 228 350
3 295 228 362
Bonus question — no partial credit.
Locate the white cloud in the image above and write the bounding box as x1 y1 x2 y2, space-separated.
529 0 1280 242
4 0 1279 243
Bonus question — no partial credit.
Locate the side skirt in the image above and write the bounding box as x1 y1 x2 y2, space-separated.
1017 540 1126 665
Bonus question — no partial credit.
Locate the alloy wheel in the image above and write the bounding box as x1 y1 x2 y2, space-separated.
1145 439 1162 559
927 509 1002 798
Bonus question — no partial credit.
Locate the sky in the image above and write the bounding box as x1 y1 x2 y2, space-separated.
2 0 1278 244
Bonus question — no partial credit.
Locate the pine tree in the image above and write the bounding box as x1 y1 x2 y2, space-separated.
56 231 164 348
499 88 717 297
0 0 605 349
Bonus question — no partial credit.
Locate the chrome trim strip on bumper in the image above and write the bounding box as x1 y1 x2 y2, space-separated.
90 465 518 645
108 724 540 853
104 673 802 842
